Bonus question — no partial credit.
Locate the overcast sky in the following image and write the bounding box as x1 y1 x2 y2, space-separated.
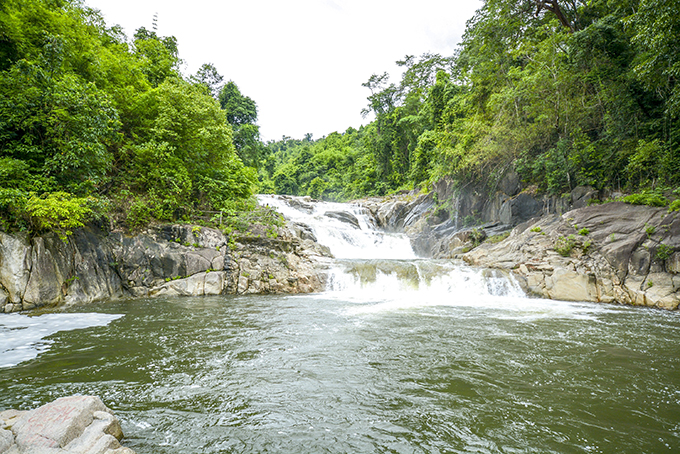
84 0 482 142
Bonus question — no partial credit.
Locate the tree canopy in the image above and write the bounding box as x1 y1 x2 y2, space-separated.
0 0 257 233
260 0 679 202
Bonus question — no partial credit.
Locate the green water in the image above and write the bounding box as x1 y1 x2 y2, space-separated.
1 294 679 453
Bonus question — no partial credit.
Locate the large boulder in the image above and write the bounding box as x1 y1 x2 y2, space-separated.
324 211 361 229
499 193 542 225
1 395 135 454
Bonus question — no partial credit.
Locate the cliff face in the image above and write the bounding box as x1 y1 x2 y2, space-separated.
0 224 330 313
463 203 680 310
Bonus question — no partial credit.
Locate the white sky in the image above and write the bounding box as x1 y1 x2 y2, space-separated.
84 0 482 142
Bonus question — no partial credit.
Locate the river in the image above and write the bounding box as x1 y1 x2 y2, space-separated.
1 196 679 453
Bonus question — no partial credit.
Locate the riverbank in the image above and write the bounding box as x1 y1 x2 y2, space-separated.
0 222 330 313
356 190 680 310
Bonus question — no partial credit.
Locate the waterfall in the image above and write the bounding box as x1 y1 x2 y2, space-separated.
258 195 525 304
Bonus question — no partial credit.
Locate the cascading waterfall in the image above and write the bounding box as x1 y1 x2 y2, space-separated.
258 194 524 306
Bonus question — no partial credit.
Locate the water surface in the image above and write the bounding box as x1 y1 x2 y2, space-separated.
1 195 679 453
1 294 679 453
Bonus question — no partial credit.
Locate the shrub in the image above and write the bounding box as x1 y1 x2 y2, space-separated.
622 190 668 207
126 197 152 231
656 244 673 261
25 192 94 240
554 235 577 257
579 228 590 235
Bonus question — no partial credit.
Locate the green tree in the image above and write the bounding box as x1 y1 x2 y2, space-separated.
218 81 263 168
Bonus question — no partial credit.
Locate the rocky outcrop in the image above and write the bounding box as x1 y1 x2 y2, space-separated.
0 222 330 313
0 395 134 454
357 185 602 259
463 202 680 310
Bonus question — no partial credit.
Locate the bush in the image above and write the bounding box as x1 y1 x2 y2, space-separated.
622 190 669 207
554 235 577 257
656 244 673 261
25 192 94 240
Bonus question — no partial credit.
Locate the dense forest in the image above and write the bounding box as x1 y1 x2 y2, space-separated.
0 0 264 238
1 0 679 239
260 0 680 205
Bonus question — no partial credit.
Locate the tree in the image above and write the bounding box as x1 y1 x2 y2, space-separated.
218 81 263 167
191 62 223 98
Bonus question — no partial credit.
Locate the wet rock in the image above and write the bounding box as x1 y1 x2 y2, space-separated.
1 395 135 454
289 222 317 242
0 219 328 311
324 211 360 229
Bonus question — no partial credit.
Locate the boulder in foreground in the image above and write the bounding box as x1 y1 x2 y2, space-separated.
0 396 135 454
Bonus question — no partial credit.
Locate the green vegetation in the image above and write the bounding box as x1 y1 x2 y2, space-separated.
645 224 656 237
0 0 257 237
530 226 543 233
554 235 577 257
486 231 511 244
656 243 674 261
621 190 669 207
579 228 590 236
2 0 679 240
259 0 680 205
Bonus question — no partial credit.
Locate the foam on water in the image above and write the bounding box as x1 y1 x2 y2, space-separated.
260 194 615 321
0 312 123 368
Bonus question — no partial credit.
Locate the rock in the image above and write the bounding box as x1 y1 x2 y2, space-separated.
281 196 314 213
0 232 31 304
499 193 542 226
462 202 680 310
324 211 360 229
2 395 135 454
571 186 598 208
0 220 328 311
289 222 317 242
22 237 63 307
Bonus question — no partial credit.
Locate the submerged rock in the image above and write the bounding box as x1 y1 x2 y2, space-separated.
0 395 135 454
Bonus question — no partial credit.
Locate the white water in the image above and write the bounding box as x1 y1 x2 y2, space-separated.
0 195 586 370
261 195 532 304
0 312 123 368
261 195 618 322
258 194 415 259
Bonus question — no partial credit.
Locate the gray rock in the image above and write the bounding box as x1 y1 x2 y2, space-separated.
324 211 360 229
499 193 542 226
0 232 31 304
463 202 680 310
4 396 134 454
571 186 598 208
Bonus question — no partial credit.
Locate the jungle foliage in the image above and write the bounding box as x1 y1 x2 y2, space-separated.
259 0 680 201
0 0 257 234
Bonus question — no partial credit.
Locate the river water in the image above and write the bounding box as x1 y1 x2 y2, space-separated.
1 196 679 453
